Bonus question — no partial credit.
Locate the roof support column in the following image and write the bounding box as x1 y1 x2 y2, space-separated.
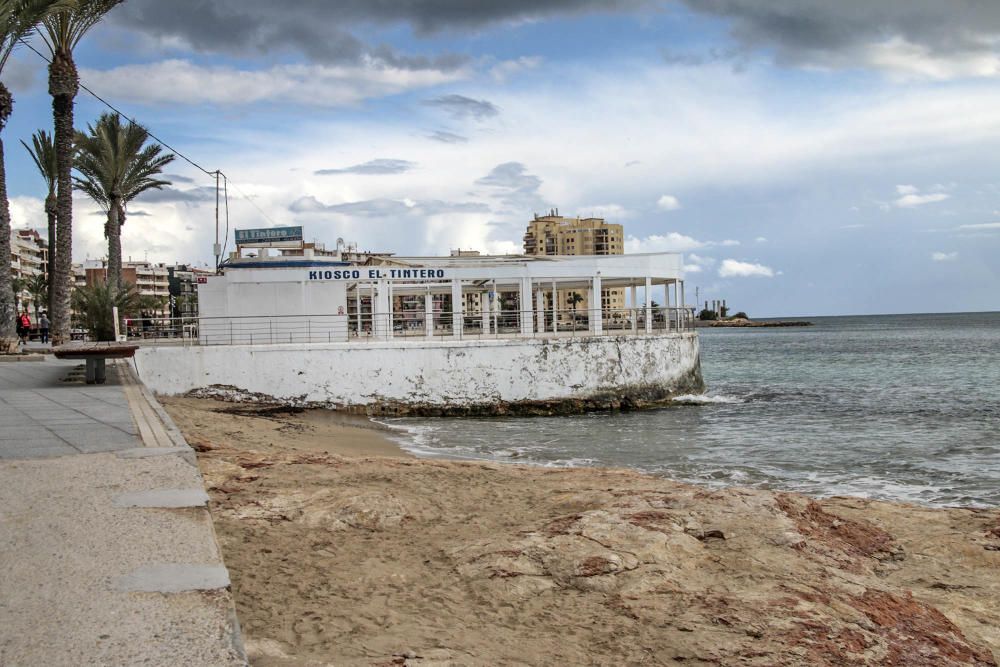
679 280 686 331
551 280 558 334
451 279 463 338
491 281 499 336
520 278 534 336
354 284 362 338
481 290 490 334
644 276 653 334
535 288 546 334
386 280 394 339
424 290 434 338
630 284 637 333
374 280 390 340
664 279 671 332
591 274 603 335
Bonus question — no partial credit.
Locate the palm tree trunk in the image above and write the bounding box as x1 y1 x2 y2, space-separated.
46 192 56 311
107 199 121 291
0 82 16 342
0 137 15 341
49 51 79 346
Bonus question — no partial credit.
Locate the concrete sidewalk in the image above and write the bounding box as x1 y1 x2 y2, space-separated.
0 358 246 666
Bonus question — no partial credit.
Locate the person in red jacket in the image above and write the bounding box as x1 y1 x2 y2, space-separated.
17 309 31 344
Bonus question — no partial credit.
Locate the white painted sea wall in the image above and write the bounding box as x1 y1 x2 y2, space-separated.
134 333 702 414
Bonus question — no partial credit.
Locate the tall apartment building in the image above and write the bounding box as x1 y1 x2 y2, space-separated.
523 211 626 320
167 264 214 319
9 229 48 313
75 259 171 313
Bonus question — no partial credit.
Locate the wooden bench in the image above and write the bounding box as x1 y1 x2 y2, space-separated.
52 343 139 384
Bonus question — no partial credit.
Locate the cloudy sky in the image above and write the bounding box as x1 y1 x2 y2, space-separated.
5 0 1000 316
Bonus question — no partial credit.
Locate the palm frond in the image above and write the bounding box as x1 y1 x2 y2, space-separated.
38 0 120 55
0 0 74 71
74 111 176 218
20 128 58 189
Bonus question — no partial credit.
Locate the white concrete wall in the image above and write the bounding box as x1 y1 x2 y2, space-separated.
134 333 702 412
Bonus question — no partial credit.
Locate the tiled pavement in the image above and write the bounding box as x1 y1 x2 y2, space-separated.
0 356 247 664
0 359 139 459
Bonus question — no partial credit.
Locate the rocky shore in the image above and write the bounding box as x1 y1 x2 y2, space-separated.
162 397 1000 666
698 318 814 328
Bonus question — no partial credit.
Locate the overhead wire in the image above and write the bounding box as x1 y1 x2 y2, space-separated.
17 36 279 229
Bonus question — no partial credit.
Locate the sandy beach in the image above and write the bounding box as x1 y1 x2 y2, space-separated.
161 397 1000 667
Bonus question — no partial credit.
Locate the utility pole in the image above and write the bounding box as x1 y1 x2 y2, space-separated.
213 171 221 273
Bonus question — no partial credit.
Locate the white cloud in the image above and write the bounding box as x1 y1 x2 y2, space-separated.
754 236 767 243
718 259 775 278
956 222 1000 231
719 239 740 246
490 56 542 82
864 37 1000 81
931 251 958 262
683 253 716 274
81 59 468 107
625 233 704 253
896 184 918 195
38 53 1000 270
577 203 630 220
8 197 45 232
895 192 950 208
657 194 681 211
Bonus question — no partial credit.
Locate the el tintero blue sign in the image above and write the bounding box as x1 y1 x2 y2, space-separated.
235 226 303 244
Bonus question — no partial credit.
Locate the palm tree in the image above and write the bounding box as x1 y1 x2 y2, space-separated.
10 275 25 311
74 113 174 289
40 0 122 344
20 129 57 307
0 0 71 343
27 272 46 320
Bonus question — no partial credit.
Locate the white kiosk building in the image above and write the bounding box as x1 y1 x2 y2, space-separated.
133 247 704 415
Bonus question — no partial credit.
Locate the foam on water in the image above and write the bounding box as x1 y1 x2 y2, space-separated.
380 313 1000 508
671 393 745 405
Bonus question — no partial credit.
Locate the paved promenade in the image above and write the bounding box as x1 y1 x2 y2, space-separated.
0 358 246 666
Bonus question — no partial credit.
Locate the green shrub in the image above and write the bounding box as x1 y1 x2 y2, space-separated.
698 309 718 321
71 283 139 341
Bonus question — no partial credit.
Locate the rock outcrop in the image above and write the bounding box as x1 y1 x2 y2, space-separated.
164 398 1000 666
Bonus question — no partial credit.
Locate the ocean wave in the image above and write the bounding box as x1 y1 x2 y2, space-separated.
671 393 745 405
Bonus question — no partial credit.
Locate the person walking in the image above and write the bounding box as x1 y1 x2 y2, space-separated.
18 309 32 344
39 311 50 344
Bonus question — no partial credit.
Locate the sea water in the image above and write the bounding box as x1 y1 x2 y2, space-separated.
387 312 1000 507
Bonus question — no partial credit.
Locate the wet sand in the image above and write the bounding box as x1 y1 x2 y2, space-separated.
161 396 1000 667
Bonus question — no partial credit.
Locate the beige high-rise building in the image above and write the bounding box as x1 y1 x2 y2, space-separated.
523 211 626 322
9 229 48 314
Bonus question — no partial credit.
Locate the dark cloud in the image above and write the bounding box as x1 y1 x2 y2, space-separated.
163 173 196 184
677 0 1000 72
423 95 499 120
112 1 649 70
112 1 652 56
427 130 469 144
289 196 489 217
315 159 415 176
475 162 546 212
134 186 216 204
476 162 541 191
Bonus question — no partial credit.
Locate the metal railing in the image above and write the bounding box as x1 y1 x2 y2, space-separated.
120 306 695 347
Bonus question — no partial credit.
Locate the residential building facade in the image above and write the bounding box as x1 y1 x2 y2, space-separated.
9 229 48 315
75 259 171 313
523 211 626 322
